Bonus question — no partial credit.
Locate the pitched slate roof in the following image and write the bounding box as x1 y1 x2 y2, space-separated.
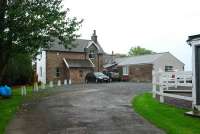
103 63 117 68
46 38 104 54
115 53 166 66
67 59 94 68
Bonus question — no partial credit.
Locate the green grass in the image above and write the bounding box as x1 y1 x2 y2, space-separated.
0 87 50 134
132 93 200 134
0 90 22 134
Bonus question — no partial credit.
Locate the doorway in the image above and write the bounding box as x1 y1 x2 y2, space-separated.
195 45 200 105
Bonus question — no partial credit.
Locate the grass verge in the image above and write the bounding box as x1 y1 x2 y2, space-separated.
132 93 200 134
0 87 50 134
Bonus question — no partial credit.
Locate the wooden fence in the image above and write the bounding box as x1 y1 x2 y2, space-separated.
152 70 193 103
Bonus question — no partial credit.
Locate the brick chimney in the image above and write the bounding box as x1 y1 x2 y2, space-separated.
112 51 114 63
91 30 98 43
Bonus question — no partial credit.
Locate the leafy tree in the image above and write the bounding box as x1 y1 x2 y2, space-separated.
0 0 82 83
128 46 154 56
3 54 33 85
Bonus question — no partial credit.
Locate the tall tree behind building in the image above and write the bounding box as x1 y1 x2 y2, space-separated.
128 46 154 56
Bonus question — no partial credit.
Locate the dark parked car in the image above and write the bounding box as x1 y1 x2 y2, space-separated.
103 71 121 81
85 72 111 83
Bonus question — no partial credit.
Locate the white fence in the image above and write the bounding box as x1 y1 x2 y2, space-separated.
152 70 193 103
20 79 71 96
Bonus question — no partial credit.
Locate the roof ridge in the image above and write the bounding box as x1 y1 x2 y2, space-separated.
116 52 169 59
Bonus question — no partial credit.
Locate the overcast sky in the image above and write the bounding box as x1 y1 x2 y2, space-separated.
63 0 200 70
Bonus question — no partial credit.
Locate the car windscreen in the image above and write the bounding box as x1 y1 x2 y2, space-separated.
94 72 107 77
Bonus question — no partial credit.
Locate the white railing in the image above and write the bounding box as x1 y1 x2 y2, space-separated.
152 70 193 103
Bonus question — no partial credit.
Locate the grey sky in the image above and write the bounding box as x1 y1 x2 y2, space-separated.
64 0 200 70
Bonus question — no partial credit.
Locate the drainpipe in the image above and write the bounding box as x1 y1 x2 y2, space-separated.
98 54 100 72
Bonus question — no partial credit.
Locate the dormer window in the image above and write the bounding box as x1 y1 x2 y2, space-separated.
89 50 96 59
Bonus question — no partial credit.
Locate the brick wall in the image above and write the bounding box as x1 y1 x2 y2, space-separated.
46 51 103 83
46 51 85 83
128 64 153 82
70 68 92 84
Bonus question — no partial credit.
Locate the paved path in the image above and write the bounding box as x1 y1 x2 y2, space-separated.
6 83 165 134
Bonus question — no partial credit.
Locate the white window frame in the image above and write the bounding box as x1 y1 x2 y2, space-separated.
165 66 173 72
89 50 96 59
123 66 129 75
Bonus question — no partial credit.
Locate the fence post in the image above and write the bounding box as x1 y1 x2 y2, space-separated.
175 73 178 88
34 82 38 92
152 70 156 98
24 86 27 96
49 81 53 87
158 69 164 103
64 79 67 85
68 79 72 85
184 76 186 85
21 86 27 96
41 83 46 89
160 86 164 103
57 80 61 86
166 77 169 91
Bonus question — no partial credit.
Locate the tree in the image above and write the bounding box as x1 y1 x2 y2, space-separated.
128 46 154 56
0 0 82 83
3 54 33 85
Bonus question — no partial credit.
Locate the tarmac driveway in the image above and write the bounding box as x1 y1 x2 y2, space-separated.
6 82 165 134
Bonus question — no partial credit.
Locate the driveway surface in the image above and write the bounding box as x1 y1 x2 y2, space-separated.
6 82 165 134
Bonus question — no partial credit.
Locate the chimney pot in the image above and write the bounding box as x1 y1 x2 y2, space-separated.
91 30 98 43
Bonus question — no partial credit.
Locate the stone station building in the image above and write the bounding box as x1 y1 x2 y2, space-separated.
36 30 104 84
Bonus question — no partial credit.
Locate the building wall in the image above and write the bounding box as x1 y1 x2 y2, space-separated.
46 51 85 83
36 51 46 84
128 64 153 82
45 51 103 83
87 43 104 72
91 54 103 72
70 68 91 83
153 52 184 72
